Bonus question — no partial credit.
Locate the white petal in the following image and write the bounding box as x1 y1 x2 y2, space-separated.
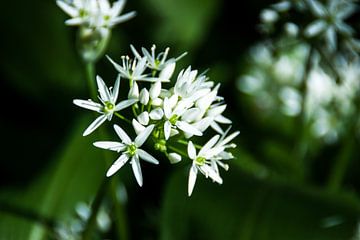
199 135 220 156
149 108 164 120
114 124 132 144
221 131 240 146
168 153 182 164
193 117 212 132
207 105 226 117
137 111 149 125
188 165 198 196
149 81 162 99
131 155 143 187
170 128 179 137
73 99 102 112
164 121 171 140
210 122 224 134
177 121 203 136
137 149 159 164
98 0 110 12
130 44 142 60
110 11 137 26
83 114 107 136
114 99 137 111
93 141 126 152
106 154 129 177
112 75 121 103
151 97 163 106
97 76 112 102
110 0 126 16
139 88 150 105
128 81 139 99
65 17 84 26
168 94 178 109
201 165 223 184
56 1 78 17
163 97 172 119
133 57 147 77
159 62 175 80
215 115 232 124
304 20 327 38
134 124 154 147
132 119 146 135
182 108 201 122
187 141 197 160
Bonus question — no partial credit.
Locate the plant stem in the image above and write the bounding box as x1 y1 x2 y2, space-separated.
114 112 132 124
167 145 188 158
81 61 129 240
177 139 202 149
293 45 314 181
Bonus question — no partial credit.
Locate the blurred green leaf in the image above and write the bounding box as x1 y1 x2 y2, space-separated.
0 1 84 100
145 0 220 49
0 116 107 239
160 168 360 240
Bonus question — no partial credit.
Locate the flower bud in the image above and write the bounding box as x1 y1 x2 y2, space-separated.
137 111 149 125
151 98 163 106
132 119 145 135
159 62 176 81
150 81 162 99
128 81 139 99
168 153 182 164
149 108 164 120
139 88 150 105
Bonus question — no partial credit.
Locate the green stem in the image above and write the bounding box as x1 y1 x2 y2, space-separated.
177 139 202 149
167 145 188 158
293 46 314 181
85 62 97 100
81 61 129 240
114 112 132 124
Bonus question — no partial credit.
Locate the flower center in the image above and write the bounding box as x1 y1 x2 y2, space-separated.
169 114 179 125
127 143 137 156
104 101 114 112
79 9 87 18
103 15 110 21
195 156 206 166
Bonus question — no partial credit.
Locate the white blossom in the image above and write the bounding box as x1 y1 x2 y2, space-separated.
94 124 158 186
73 75 137 136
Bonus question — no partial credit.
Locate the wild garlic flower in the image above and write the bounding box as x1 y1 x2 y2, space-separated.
187 137 224 196
304 0 356 51
94 124 158 186
56 0 136 29
73 75 137 136
131 44 187 71
74 45 238 195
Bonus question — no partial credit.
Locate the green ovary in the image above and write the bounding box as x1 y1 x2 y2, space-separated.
195 156 206 166
104 101 114 112
127 143 137 156
169 114 179 125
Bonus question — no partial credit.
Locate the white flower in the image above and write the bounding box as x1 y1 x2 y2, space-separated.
94 0 136 28
174 67 213 101
130 44 187 71
73 75 137 136
139 88 150 105
187 137 224 196
93 124 158 186
304 0 356 51
56 0 136 29
163 96 202 140
137 111 149 125
107 55 149 82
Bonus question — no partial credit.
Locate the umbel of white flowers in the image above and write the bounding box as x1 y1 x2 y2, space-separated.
73 45 239 196
56 0 136 62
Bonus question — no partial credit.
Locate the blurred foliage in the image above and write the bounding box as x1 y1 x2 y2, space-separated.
0 0 360 239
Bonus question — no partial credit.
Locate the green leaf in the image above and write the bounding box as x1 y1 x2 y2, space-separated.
0 116 108 239
160 168 360 240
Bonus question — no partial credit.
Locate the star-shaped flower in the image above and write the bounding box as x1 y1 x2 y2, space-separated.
73 75 137 136
187 136 224 196
94 124 159 186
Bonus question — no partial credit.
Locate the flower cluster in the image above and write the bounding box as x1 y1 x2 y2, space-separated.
74 45 239 196
238 42 360 143
259 0 360 54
